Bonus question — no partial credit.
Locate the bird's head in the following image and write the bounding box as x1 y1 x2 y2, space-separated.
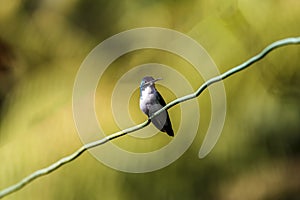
140 76 162 90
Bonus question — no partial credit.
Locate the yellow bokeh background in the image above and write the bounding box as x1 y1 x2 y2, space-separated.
0 0 299 199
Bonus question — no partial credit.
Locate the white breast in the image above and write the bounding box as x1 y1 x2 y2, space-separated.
139 86 156 114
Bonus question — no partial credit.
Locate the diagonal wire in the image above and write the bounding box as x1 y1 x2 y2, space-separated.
0 37 299 199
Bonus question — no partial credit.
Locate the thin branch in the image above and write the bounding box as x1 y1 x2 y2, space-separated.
0 37 299 198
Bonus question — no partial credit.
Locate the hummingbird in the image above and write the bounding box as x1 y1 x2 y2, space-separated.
139 76 174 137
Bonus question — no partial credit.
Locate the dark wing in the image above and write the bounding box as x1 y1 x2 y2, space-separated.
156 91 167 106
149 91 174 136
149 103 166 130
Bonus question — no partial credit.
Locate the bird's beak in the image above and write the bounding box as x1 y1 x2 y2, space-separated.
152 78 163 83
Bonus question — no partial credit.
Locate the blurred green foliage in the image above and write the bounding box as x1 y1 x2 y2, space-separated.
0 0 299 199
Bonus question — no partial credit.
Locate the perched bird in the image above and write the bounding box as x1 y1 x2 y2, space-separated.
139 76 174 136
